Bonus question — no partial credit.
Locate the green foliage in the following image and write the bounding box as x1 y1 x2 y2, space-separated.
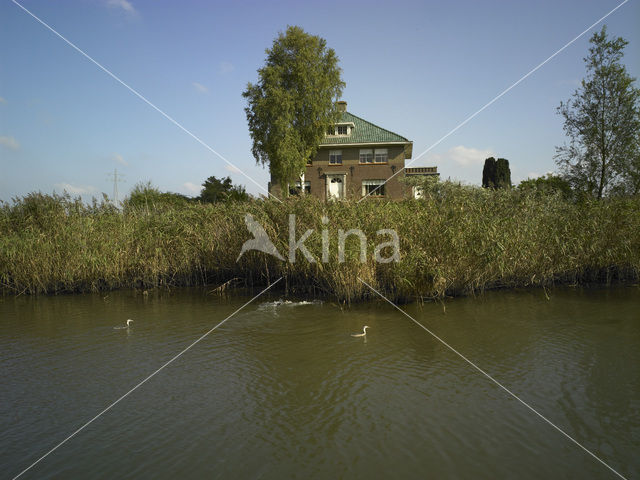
518 174 573 199
2 187 638 300
496 158 511 188
243 26 345 193
613 134 640 196
404 176 477 202
555 26 640 199
482 157 496 188
198 176 249 203
124 182 191 210
482 157 511 188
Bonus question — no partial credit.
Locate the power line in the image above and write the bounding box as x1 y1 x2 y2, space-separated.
106 168 126 207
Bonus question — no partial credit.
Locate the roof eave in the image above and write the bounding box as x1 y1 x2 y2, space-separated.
320 141 412 148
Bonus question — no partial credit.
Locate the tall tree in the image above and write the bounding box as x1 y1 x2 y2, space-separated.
482 157 497 188
495 158 512 188
555 26 640 199
616 133 640 196
482 157 511 188
199 176 248 203
243 26 345 195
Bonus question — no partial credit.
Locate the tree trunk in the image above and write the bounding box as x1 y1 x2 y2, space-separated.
598 159 605 199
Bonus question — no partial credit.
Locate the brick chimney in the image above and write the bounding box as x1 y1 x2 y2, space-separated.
336 101 347 112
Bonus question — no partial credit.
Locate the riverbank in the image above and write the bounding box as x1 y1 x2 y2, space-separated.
1 185 639 301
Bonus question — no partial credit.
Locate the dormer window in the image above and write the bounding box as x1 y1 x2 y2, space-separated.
325 123 353 137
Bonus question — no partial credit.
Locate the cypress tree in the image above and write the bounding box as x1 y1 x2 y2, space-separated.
483 157 511 189
482 157 497 188
496 158 512 188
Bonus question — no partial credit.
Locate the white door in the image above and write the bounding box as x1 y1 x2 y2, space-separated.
327 175 344 200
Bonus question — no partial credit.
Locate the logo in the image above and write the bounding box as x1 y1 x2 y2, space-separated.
237 214 399 263
236 214 285 262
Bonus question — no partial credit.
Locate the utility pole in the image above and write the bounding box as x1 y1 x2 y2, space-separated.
107 168 126 207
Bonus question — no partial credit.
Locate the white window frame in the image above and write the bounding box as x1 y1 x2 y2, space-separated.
327 123 353 137
329 150 343 164
295 180 311 194
362 179 385 196
374 148 388 163
359 149 373 164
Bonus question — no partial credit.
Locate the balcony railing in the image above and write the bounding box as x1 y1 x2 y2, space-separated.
405 167 438 175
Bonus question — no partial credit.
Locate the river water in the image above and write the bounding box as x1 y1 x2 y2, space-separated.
1 286 639 479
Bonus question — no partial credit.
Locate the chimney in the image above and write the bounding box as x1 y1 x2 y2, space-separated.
337 101 347 112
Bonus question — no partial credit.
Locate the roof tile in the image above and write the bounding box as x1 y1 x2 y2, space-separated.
320 111 410 145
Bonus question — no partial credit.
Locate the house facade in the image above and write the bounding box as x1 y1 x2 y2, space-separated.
270 101 438 200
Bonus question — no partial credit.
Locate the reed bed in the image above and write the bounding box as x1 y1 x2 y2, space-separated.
1 185 638 302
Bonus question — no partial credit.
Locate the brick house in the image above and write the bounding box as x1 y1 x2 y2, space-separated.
269 101 438 200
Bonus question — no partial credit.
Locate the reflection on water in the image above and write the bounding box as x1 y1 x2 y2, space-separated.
1 286 638 479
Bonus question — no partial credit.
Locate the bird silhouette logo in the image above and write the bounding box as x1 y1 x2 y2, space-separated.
236 213 285 262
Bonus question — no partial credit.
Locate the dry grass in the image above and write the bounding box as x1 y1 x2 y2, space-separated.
1 185 638 301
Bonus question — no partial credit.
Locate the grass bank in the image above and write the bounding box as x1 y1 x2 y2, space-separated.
1 184 639 301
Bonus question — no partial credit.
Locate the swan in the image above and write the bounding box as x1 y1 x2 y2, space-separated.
114 319 134 330
351 326 369 337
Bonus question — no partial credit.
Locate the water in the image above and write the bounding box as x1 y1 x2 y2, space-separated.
1 286 639 479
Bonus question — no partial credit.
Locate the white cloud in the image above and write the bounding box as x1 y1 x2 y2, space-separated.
0 135 19 150
192 82 209 94
0 97 6 104
219 61 235 74
55 183 97 195
225 164 242 174
113 153 128 166
182 182 202 194
443 145 495 166
107 0 136 15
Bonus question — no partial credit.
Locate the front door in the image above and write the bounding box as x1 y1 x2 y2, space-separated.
327 175 344 200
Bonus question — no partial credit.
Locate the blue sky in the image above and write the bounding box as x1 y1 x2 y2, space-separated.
1 0 639 201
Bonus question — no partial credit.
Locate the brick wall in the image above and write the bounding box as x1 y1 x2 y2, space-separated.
305 145 407 200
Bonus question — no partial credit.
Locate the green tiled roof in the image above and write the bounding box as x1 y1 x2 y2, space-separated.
320 111 410 145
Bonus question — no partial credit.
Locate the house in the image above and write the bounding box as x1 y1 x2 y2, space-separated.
269 101 438 200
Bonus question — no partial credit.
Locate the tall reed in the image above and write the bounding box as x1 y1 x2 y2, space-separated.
1 186 638 301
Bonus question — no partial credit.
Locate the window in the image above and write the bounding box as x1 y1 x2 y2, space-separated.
362 179 385 196
291 181 311 195
329 150 342 164
327 124 351 137
359 149 373 164
374 148 388 163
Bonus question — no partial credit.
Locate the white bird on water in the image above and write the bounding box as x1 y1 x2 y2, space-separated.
114 319 134 330
351 326 369 337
